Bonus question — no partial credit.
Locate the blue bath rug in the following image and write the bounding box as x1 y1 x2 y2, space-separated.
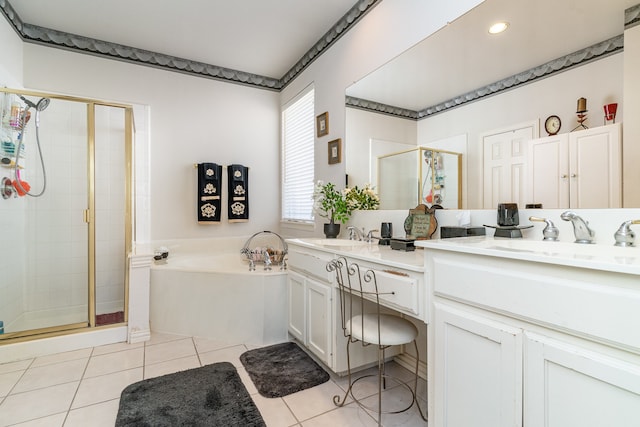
240 341 330 398
115 362 265 427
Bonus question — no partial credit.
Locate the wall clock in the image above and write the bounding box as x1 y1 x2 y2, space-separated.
544 115 561 136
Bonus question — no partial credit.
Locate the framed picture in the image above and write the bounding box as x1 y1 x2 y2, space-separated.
316 112 329 137
328 138 341 164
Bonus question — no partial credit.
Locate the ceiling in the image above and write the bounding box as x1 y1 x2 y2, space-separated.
347 0 638 113
7 0 363 80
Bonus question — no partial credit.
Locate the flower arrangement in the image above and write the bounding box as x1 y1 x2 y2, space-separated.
313 181 379 224
346 183 380 211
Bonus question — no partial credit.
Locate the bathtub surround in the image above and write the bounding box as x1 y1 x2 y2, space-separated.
240 341 330 398
115 362 265 427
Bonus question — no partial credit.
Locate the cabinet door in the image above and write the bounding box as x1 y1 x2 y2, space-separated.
527 134 569 208
306 278 332 366
287 270 306 343
569 123 621 208
525 332 640 427
434 304 522 427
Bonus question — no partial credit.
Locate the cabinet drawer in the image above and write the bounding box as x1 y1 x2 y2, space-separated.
430 251 640 351
288 248 334 282
371 269 419 315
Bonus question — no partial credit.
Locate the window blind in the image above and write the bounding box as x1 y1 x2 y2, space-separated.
282 87 315 223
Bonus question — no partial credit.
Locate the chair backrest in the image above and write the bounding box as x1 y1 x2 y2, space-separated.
327 257 386 345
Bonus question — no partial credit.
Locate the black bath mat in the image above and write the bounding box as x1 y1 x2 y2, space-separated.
115 362 265 427
240 341 330 398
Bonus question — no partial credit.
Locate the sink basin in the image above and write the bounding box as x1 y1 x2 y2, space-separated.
305 238 372 247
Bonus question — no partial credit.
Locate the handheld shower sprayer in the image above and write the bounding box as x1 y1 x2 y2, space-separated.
12 94 51 197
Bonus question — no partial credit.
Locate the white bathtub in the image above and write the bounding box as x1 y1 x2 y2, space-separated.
150 244 288 346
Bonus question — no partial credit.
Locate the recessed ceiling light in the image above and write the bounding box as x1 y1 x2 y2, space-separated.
488 22 509 35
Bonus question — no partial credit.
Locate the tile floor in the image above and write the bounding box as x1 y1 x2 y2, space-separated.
0 333 427 426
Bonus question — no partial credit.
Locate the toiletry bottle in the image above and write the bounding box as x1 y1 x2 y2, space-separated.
9 101 21 128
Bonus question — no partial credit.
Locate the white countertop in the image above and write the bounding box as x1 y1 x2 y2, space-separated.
286 238 424 272
416 236 640 275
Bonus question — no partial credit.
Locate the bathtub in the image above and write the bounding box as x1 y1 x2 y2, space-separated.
149 238 288 346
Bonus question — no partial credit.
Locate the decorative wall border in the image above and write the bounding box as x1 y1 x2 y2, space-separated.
0 0 380 91
347 34 624 120
626 4 640 29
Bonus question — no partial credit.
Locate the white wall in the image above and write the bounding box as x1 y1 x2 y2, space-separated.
21 44 281 242
624 23 640 207
279 0 483 238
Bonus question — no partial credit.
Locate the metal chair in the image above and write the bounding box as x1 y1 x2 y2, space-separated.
327 257 427 425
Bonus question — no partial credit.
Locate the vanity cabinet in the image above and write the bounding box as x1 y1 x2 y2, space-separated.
527 123 621 208
423 243 640 427
286 240 426 374
287 248 334 366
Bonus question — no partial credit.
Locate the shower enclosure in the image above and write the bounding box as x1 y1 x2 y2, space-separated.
0 88 133 342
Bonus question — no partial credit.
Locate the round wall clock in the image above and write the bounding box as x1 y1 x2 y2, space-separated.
544 115 561 136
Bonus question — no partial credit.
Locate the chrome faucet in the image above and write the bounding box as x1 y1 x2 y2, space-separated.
560 211 595 244
613 219 640 247
366 229 380 243
529 216 559 241
346 226 365 241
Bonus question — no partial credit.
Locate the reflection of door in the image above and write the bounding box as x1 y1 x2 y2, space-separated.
482 123 536 209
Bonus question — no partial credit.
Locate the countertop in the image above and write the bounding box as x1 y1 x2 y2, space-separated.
286 238 424 273
415 236 640 275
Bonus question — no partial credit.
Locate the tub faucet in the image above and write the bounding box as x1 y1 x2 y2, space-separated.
560 211 595 244
346 226 365 241
613 219 640 247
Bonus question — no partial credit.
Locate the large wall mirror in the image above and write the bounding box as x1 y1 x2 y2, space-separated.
346 0 637 210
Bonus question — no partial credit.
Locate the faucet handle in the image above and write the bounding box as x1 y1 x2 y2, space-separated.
614 220 640 247
529 216 559 241
366 229 380 242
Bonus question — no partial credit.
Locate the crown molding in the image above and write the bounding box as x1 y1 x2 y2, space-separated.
0 0 380 91
346 35 624 120
626 4 640 29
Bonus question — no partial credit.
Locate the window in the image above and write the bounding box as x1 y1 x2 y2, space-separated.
281 86 315 223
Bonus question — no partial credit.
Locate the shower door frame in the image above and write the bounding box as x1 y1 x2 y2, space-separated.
0 88 133 343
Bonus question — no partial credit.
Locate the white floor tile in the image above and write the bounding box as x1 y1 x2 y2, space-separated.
300 403 378 427
144 332 189 346
193 336 241 354
251 394 299 427
64 398 120 427
9 413 66 427
0 370 23 398
30 348 92 368
143 354 201 379
198 344 247 367
11 359 87 394
0 382 78 426
144 337 196 365
0 359 32 375
284 380 349 422
84 347 143 378
92 340 144 357
71 368 142 409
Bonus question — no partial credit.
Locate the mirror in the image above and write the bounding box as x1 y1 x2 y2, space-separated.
346 0 636 209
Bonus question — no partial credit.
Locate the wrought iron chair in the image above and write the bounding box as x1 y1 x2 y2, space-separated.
327 257 427 425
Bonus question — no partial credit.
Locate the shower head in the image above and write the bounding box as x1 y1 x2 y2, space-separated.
18 95 50 111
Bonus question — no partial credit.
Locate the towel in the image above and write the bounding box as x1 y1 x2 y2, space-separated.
197 162 222 223
227 164 249 222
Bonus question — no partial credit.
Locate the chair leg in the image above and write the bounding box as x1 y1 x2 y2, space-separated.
413 340 428 422
333 339 353 407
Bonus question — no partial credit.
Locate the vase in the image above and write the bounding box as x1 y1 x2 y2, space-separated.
323 222 341 239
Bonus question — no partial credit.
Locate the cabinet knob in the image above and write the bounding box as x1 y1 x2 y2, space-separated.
560 174 568 178
571 173 577 178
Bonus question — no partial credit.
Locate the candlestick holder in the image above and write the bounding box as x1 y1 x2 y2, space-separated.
572 111 588 131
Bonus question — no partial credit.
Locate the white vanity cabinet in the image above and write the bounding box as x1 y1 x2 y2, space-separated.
419 239 640 427
527 123 621 208
286 239 426 374
286 247 334 366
